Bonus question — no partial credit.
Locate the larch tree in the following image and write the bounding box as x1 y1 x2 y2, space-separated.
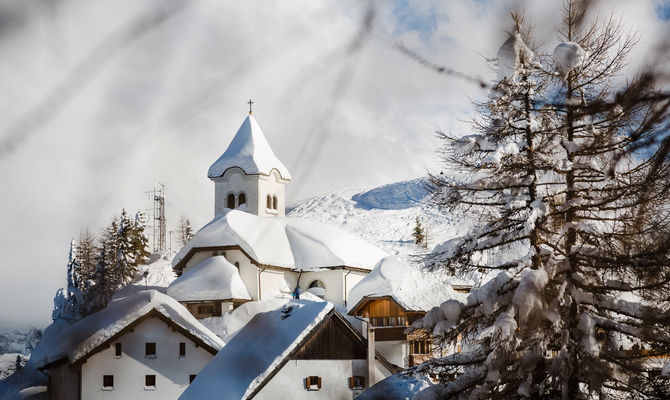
178 215 194 246
413 216 426 246
413 4 670 399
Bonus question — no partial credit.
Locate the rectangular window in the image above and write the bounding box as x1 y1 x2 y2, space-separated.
179 342 186 356
145 375 156 389
103 375 114 390
349 376 365 390
189 374 197 384
115 343 122 357
145 342 156 357
197 305 214 314
305 376 321 391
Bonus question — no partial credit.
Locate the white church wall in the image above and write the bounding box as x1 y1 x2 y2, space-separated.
80 317 213 400
255 359 390 400
227 250 259 300
257 169 287 217
300 270 345 305
213 168 259 216
344 272 366 309
258 269 290 300
375 340 408 368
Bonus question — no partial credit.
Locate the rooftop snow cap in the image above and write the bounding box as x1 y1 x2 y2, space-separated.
208 114 292 180
167 256 252 302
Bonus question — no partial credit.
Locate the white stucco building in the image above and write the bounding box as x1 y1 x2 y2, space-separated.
173 112 387 312
180 300 397 400
33 291 224 400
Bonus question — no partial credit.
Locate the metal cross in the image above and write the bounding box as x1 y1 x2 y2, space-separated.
248 99 254 115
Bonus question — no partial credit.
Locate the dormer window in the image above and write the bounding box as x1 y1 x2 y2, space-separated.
238 193 246 207
227 194 236 209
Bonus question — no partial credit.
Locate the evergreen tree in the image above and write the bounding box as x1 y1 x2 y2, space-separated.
178 216 194 246
51 240 85 323
412 216 425 246
415 6 670 399
77 228 98 281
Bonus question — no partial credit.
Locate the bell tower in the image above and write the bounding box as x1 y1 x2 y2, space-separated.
207 105 292 217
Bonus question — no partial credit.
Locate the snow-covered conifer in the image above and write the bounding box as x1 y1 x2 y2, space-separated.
417 6 670 399
179 216 194 246
413 216 426 246
51 240 85 323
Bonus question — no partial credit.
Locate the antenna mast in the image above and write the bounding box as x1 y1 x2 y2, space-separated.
149 184 167 252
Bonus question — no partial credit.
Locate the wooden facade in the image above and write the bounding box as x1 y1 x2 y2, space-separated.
348 296 425 341
292 313 367 360
182 299 249 319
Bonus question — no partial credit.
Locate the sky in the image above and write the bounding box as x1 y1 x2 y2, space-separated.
0 0 668 329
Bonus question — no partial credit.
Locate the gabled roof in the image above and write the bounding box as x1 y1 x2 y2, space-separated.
347 256 466 313
179 300 396 400
32 290 224 369
168 256 251 302
172 210 387 272
208 115 292 180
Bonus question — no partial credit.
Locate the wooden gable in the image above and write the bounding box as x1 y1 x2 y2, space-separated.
292 312 366 360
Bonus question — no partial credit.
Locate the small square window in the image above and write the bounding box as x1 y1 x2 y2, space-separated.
189 374 197 384
102 375 114 390
349 376 365 390
305 376 321 391
179 342 186 357
145 375 156 390
145 342 156 357
115 343 122 357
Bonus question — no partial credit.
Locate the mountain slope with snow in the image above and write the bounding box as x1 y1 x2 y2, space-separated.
288 177 473 257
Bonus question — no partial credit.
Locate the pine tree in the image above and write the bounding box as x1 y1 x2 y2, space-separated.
77 228 98 281
415 6 670 399
412 216 425 246
178 216 194 246
51 240 85 323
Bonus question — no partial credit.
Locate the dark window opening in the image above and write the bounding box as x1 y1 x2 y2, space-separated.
197 305 214 314
103 375 114 388
349 376 365 390
179 342 186 356
227 194 236 209
189 374 197 384
115 343 122 357
145 375 156 387
305 376 321 390
238 193 246 206
272 195 278 210
145 342 156 356
266 195 272 209
410 340 431 355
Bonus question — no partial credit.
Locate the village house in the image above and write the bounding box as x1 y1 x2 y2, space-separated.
347 256 468 368
32 291 224 400
180 299 398 400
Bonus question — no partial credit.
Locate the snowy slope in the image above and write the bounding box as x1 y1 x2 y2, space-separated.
288 177 473 258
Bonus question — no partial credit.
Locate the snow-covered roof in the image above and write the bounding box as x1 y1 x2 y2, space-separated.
167 256 251 302
208 114 292 180
173 210 387 271
31 290 224 369
179 300 333 400
348 256 466 313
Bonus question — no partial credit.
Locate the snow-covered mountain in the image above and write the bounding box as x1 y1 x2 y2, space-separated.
288 177 473 257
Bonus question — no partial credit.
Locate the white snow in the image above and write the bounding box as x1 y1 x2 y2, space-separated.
167 256 251 301
179 300 333 400
662 360 670 377
553 42 584 79
207 114 292 180
173 210 387 271
31 290 224 368
357 372 446 400
497 33 534 82
111 253 177 300
287 178 475 259
348 255 465 313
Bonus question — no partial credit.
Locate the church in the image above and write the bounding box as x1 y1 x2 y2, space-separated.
170 108 388 317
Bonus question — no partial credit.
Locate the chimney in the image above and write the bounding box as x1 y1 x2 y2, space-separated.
367 324 375 387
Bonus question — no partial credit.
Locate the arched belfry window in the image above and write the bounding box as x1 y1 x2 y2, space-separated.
272 195 278 210
227 194 236 209
266 195 272 209
238 193 246 207
308 280 326 299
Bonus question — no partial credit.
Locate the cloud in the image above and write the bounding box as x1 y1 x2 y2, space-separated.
0 0 667 328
